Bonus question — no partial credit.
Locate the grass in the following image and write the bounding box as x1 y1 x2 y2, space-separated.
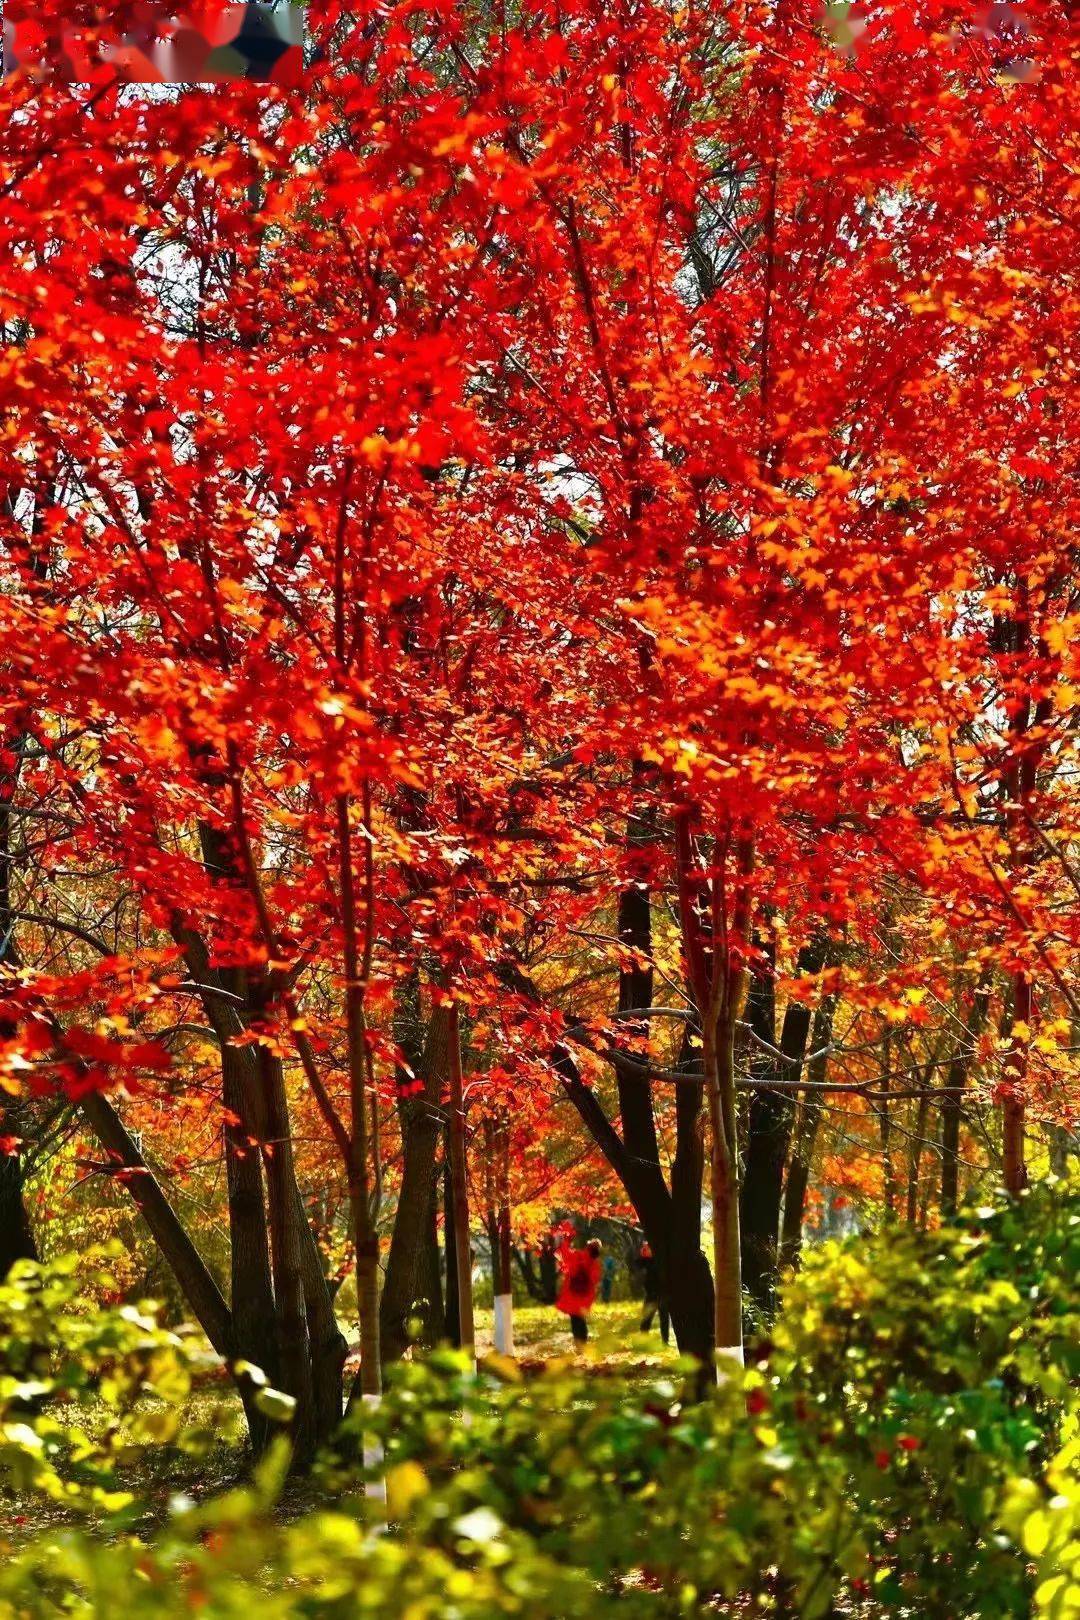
469 1297 679 1368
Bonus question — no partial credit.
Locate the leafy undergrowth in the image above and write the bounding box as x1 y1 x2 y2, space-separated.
2 1182 1078 1617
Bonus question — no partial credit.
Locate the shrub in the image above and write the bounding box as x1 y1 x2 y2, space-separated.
0 1182 1076 1617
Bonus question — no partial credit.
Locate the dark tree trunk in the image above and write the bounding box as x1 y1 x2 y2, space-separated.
0 729 39 1279
778 992 836 1272
740 936 825 1316
219 1020 279 1451
379 1006 448 1365
187 823 339 1458
668 1027 713 1360
295 1187 347 1448
79 1090 234 1358
512 1244 547 1302
418 1165 444 1346
254 1042 317 1462
443 1145 460 1346
610 797 716 1361
0 1126 37 1279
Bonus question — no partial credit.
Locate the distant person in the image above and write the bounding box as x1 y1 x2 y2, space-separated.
637 1241 670 1347
600 1250 617 1303
556 1238 603 1346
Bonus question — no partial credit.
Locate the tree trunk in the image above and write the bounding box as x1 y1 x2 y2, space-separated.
905 1079 931 1226
294 1187 347 1447
79 1090 233 1358
184 831 326 1451
740 937 825 1315
419 1167 444 1346
940 982 989 1217
0 729 39 1279
706 1015 743 1362
255 1044 316 1462
491 1114 514 1354
446 1003 475 1356
668 1027 714 1360
778 992 836 1271
0 1121 37 1279
218 1028 279 1447
379 1007 448 1366
1002 971 1030 1194
443 1148 460 1346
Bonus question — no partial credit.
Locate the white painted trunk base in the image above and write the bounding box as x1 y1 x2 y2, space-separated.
493 1293 514 1356
715 1344 745 1380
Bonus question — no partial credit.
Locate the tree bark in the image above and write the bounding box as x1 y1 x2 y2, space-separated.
0 728 39 1278
79 1090 233 1358
707 1013 743 1361
668 1027 714 1360
446 1002 475 1356
778 991 836 1271
739 935 825 1315
1002 971 1030 1194
443 1148 460 1346
255 1043 317 1461
486 1113 514 1354
0 1125 38 1280
221 1043 278 1452
295 1186 347 1447
379 1006 448 1365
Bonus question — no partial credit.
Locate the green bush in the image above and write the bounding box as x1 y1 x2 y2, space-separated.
0 1245 238 1518
0 1183 1076 1617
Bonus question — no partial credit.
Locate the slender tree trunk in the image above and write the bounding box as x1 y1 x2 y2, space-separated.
446 1003 475 1356
420 1167 444 1346
706 1014 743 1361
740 935 825 1315
492 1114 513 1354
778 992 836 1271
1002 971 1030 1194
79 1090 233 1358
443 1148 460 1346
334 785 382 1403
940 981 990 1216
906 1078 931 1226
503 955 715 1366
879 1030 901 1218
186 829 326 1449
0 728 39 1278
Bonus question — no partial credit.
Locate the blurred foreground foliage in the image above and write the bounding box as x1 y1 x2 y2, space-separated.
1 1180 1077 1618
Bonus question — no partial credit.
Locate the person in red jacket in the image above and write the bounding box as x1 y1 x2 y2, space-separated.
556 1237 603 1346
